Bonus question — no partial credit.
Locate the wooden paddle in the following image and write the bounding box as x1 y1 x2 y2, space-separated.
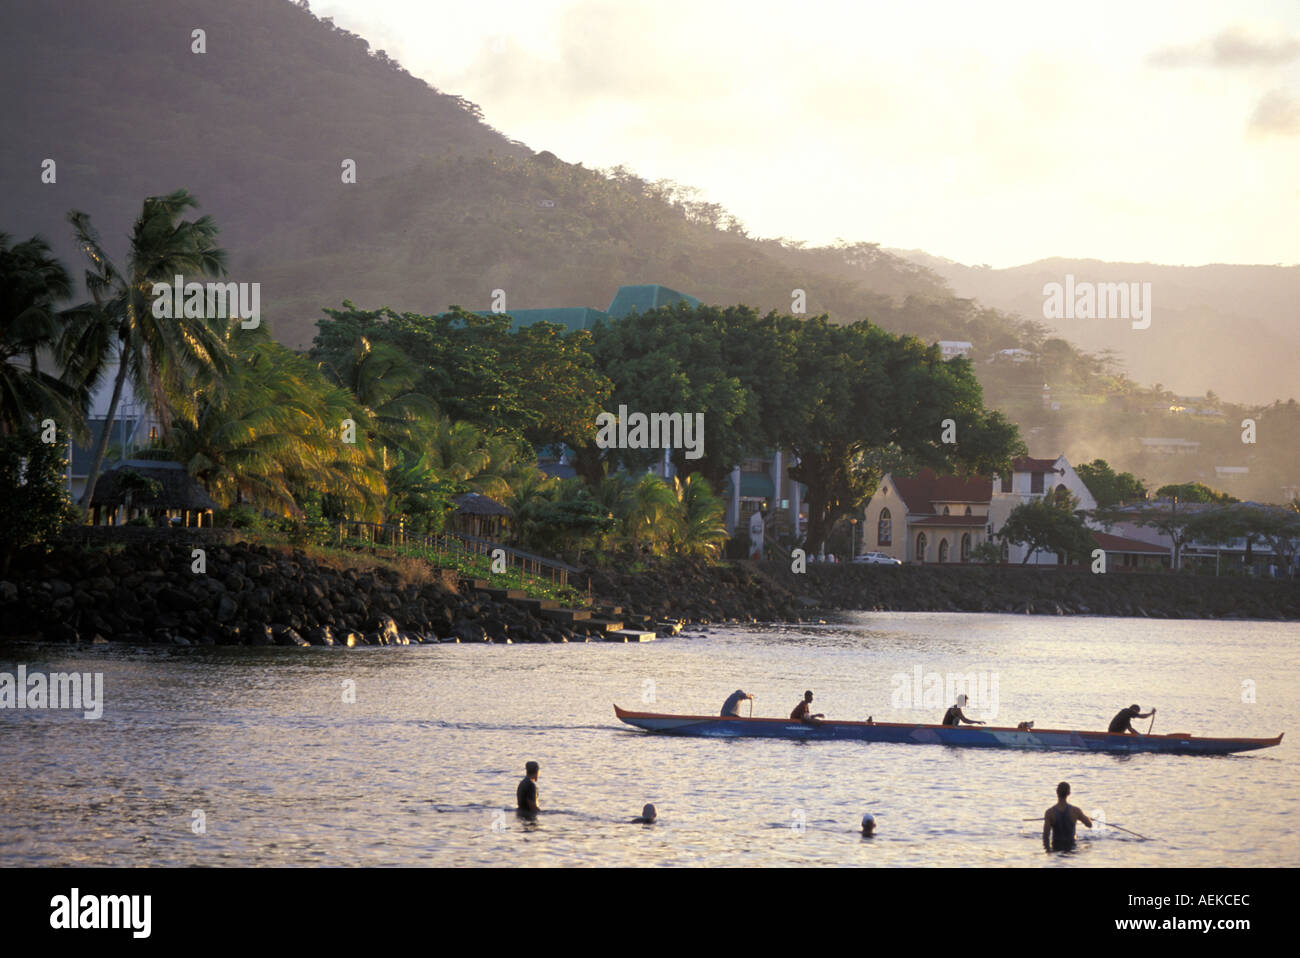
1148 710 1156 735
1021 817 1151 841
1105 822 1151 841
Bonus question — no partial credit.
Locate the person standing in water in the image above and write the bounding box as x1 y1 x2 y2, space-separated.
1043 781 1092 852
516 761 540 818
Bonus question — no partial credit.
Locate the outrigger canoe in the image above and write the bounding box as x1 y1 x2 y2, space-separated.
613 705 1284 756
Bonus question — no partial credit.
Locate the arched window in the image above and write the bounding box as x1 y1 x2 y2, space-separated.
961 533 972 561
942 505 950 516
878 508 892 546
938 538 950 563
964 506 972 516
916 532 927 562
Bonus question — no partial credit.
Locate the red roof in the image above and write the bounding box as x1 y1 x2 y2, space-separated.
1091 531 1169 555
1012 456 1061 473
890 468 993 515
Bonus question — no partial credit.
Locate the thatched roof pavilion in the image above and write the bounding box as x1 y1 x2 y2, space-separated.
450 492 512 539
89 460 219 527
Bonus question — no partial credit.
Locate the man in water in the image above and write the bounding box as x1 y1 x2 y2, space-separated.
630 803 657 824
942 693 985 727
861 812 876 837
516 761 540 818
790 690 824 722
721 689 754 717
1108 703 1156 734
1043 781 1092 852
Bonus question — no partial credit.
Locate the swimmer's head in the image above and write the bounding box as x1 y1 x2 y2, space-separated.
861 812 875 835
641 803 657 821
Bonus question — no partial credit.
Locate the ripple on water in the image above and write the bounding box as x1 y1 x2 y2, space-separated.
0 614 1296 866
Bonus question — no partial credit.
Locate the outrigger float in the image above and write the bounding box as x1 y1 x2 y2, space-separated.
613 705 1284 756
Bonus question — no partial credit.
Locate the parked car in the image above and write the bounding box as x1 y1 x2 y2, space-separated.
852 552 902 565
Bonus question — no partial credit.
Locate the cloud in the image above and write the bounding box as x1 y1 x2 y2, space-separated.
1148 25 1300 68
1249 88 1300 136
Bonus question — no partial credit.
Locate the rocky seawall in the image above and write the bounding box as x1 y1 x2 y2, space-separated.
4 541 1294 650
0 540 679 647
583 558 801 623
755 561 1300 620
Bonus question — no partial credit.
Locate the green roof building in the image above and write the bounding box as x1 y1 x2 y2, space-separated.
480 284 702 333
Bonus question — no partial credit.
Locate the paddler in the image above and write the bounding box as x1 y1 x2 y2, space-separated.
1107 703 1156 734
516 761 540 818
720 689 754 717
1043 781 1092 852
941 693 985 727
790 690 825 722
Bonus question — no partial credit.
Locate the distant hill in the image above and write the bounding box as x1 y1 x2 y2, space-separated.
3 0 1297 500
0 0 526 296
890 252 1300 406
0 0 1035 351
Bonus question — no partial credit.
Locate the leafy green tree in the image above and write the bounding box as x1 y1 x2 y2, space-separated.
1183 503 1300 572
511 476 617 563
779 317 1023 553
495 321 613 450
0 427 77 575
588 303 771 483
968 540 1004 564
1095 499 1199 570
1075 459 1147 509
63 191 231 507
997 490 1095 564
383 450 460 535
589 305 1021 553
1155 482 1236 504
313 304 611 451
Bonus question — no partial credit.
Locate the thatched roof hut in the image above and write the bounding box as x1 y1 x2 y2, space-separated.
451 492 512 539
89 460 218 527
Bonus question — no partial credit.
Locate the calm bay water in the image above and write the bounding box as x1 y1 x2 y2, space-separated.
1 613 1297 867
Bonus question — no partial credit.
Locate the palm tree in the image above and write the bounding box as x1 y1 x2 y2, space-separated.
424 415 532 502
321 335 439 466
669 474 728 558
62 190 231 508
622 472 682 555
0 233 84 435
148 335 385 520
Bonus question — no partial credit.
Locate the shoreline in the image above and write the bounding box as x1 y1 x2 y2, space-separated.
2 540 1295 650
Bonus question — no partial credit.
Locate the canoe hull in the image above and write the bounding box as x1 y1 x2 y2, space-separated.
613 706 1284 755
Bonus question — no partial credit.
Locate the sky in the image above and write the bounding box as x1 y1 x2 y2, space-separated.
308 0 1300 268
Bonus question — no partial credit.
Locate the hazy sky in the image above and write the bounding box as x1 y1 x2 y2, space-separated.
310 0 1300 268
